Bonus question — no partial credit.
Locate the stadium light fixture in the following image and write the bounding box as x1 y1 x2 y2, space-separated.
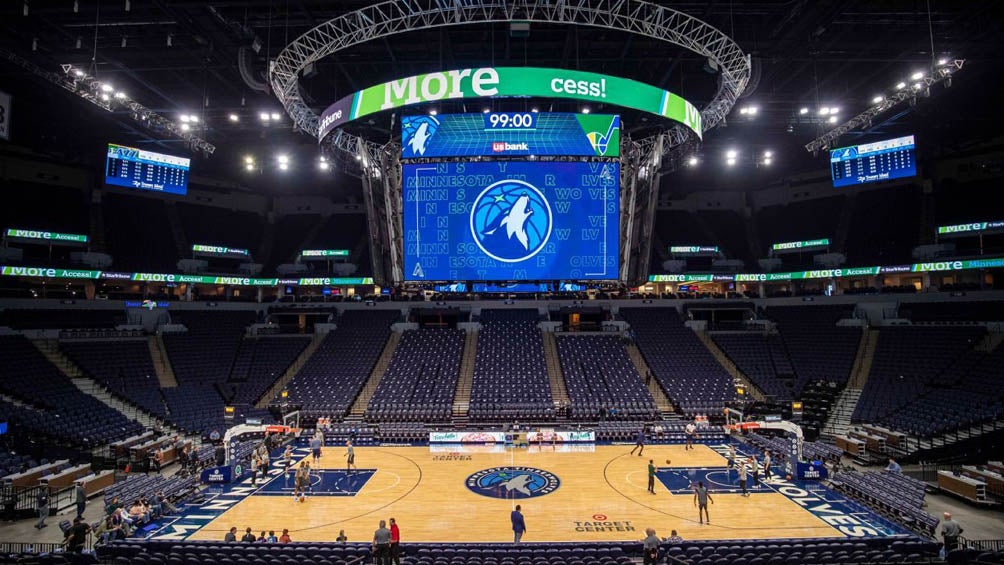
687 156 699 167
270 112 281 121
911 71 924 80
245 163 254 172
429 109 437 116
228 114 239 122
830 107 840 114
100 93 110 101
828 115 838 124
179 114 190 123
190 115 199 124
319 161 330 171
799 107 809 115
764 150 773 158
938 58 949 66
726 157 737 167
113 91 126 99
259 112 270 122
726 149 738 159
912 82 922 90
73 69 84 77
244 155 254 165
482 108 490 113
100 83 114 93
531 108 539 113
180 123 191 132
896 82 907 90
277 154 289 165
278 163 289 171
818 107 830 116
872 95 884 104
582 107 591 114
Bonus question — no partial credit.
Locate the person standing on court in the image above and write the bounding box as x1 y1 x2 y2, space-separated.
727 444 737 479
389 517 401 565
310 434 322 464
345 440 356 474
511 504 527 542
693 481 714 524
748 455 760 487
647 460 656 494
372 519 392 565
642 527 661 565
738 460 749 497
685 422 696 450
630 428 646 456
763 451 772 482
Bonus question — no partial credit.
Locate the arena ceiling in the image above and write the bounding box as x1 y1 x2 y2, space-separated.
1 1 1002 196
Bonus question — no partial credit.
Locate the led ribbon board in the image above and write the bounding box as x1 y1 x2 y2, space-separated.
401 112 620 158
771 238 831 253
5 228 88 245
670 246 719 254
937 221 1004 237
192 244 250 258
300 249 350 258
319 67 702 143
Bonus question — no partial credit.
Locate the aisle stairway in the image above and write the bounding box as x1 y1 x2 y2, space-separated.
542 331 570 409
256 333 326 408
452 329 478 418
349 332 401 417
694 330 766 402
624 342 675 417
148 336 178 388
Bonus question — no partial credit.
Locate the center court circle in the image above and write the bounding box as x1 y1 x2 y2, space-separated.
465 466 560 499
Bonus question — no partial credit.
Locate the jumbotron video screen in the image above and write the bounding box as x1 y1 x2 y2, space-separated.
403 160 619 281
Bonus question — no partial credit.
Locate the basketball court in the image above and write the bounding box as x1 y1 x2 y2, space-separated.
151 442 910 544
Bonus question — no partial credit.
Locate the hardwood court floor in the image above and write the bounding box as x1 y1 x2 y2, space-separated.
188 444 843 543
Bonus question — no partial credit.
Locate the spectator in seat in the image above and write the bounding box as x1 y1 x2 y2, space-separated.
267 530 278 543
95 514 122 545
279 528 292 543
664 529 683 543
336 529 347 542
257 530 267 542
886 458 902 473
241 527 256 542
642 527 661 565
224 527 238 542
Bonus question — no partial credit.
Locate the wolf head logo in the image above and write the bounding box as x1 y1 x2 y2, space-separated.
470 180 552 263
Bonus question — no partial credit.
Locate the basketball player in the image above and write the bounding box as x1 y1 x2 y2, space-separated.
345 440 356 475
630 428 646 456
283 445 294 487
647 460 656 494
293 461 308 502
763 451 772 482
684 422 696 450
738 458 749 497
693 481 714 524
727 444 737 479
748 455 760 487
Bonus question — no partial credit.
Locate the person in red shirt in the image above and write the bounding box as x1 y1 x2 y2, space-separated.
279 528 292 543
389 517 401 565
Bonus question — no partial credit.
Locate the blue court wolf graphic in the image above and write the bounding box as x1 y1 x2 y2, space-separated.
466 466 560 499
401 115 440 157
470 179 552 263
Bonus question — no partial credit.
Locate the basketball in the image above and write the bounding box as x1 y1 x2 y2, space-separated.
666 459 671 465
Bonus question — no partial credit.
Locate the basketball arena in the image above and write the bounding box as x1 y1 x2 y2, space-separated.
1 2 1003 564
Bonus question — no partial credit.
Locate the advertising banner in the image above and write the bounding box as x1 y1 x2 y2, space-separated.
319 67 701 142
5 228 88 244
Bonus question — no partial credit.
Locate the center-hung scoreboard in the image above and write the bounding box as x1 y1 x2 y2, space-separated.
400 112 621 282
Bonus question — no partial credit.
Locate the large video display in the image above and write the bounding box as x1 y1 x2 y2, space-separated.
403 161 619 281
401 112 620 158
830 135 916 188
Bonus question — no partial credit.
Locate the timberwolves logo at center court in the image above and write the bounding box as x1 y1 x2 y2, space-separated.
470 180 552 263
466 466 560 499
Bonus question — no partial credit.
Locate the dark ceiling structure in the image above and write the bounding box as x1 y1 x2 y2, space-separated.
1 1 1002 197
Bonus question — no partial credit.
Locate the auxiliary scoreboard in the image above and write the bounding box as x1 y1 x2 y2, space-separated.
105 143 191 195
830 135 916 188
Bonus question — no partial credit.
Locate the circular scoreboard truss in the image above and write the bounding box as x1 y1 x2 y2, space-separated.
269 0 751 168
